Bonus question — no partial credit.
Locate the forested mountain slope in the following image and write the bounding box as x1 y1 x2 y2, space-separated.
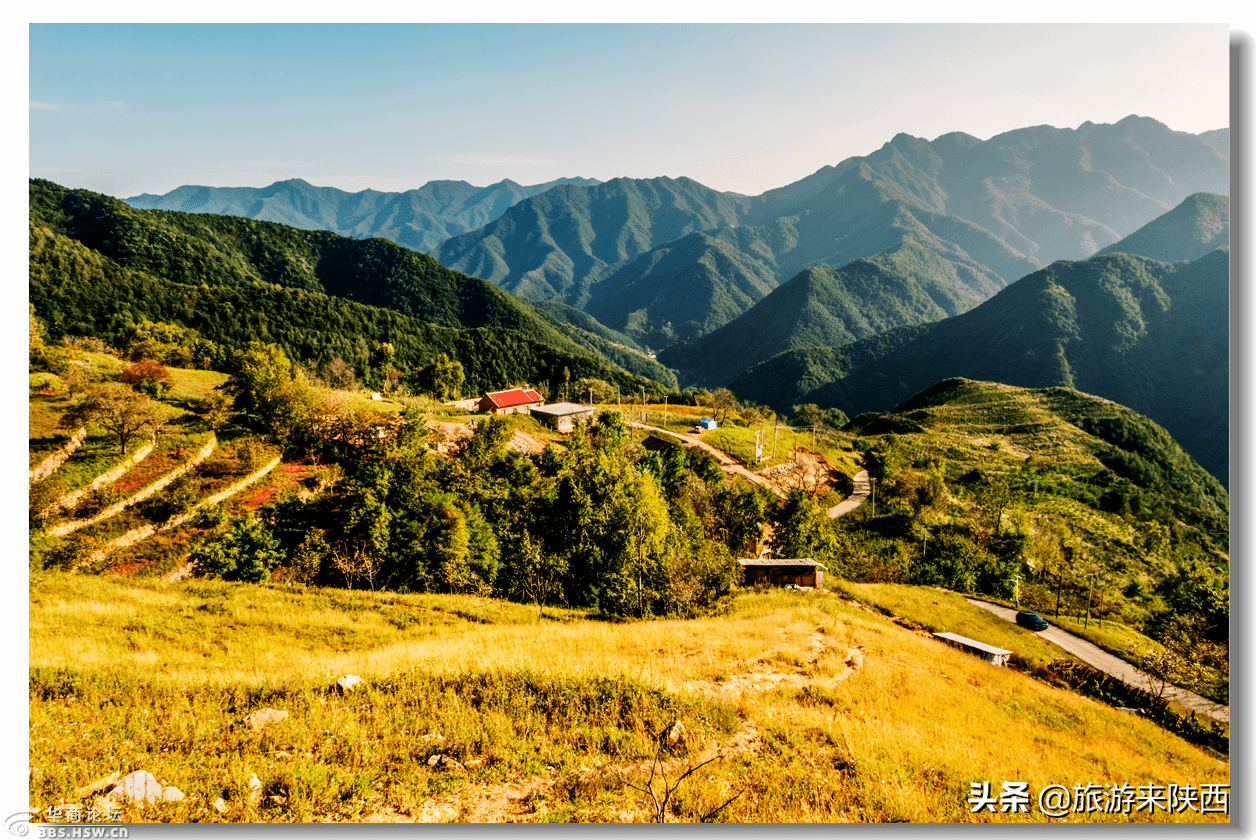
1094 192 1229 262
731 249 1229 487
29 179 670 394
435 117 1226 354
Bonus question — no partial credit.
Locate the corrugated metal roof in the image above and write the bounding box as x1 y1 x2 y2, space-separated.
738 558 828 570
483 388 544 408
933 632 1012 656
531 402 594 417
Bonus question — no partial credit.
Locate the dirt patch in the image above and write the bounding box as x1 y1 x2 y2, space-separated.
363 776 554 823
425 421 547 458
425 421 474 456
681 630 864 701
757 449 841 498
508 430 547 456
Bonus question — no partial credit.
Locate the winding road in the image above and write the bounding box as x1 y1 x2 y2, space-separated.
628 421 871 518
966 598 1228 724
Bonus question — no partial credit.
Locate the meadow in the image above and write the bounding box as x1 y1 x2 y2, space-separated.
29 574 1228 823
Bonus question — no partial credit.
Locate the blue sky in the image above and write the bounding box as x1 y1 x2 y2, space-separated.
29 22 1232 198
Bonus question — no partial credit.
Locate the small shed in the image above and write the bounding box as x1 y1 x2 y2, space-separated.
738 557 826 590
478 388 544 415
933 632 1012 667
697 417 718 431
531 402 596 432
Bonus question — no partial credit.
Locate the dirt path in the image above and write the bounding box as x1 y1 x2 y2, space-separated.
827 471 870 518
41 440 155 518
629 423 869 520
629 422 783 497
29 426 87 483
49 435 218 538
966 598 1228 723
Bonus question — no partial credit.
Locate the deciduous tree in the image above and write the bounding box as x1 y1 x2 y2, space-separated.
63 382 172 455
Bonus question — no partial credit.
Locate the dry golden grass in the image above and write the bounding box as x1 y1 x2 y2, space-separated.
29 574 1228 823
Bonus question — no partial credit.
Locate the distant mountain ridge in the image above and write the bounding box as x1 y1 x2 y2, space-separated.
125 176 603 254
434 116 1227 353
1095 192 1229 262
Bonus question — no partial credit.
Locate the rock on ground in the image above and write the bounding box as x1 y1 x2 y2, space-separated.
105 771 184 807
244 708 289 731
337 674 364 693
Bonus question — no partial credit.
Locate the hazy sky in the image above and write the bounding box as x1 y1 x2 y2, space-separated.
28 23 1231 199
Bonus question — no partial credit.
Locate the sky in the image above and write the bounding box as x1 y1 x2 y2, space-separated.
28 22 1233 199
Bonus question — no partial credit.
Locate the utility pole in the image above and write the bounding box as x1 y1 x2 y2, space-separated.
663 395 668 428
772 418 779 459
1013 575 1020 607
1084 572 1096 628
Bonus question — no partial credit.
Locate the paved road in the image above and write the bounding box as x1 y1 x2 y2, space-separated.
827 470 870 518
966 598 1228 724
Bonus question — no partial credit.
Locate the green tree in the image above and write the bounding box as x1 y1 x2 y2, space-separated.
507 531 568 618
712 388 739 424
191 516 283 583
417 353 465 400
293 529 330 585
63 382 172 455
977 476 1014 537
771 487 821 558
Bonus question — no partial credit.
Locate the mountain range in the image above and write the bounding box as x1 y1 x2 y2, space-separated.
79 116 1230 487
435 116 1227 354
128 118 1228 365
126 176 602 254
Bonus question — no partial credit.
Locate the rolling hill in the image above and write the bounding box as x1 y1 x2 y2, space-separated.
730 248 1229 487
29 179 673 394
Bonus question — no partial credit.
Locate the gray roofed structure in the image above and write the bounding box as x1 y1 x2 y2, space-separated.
933 632 1013 666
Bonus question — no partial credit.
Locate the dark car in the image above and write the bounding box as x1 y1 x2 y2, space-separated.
1016 611 1049 631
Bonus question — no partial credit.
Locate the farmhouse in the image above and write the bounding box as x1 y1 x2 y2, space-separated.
932 632 1012 667
738 557 827 590
477 388 544 415
530 402 597 432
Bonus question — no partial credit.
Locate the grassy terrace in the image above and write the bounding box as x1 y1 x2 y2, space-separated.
29 576 1228 823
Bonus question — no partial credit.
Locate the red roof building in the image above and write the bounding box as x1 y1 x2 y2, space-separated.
477 388 545 415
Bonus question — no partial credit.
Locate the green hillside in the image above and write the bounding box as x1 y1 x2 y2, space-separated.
1095 193 1229 262
661 241 1002 387
433 176 751 304
584 231 779 349
29 179 668 395
731 250 1229 487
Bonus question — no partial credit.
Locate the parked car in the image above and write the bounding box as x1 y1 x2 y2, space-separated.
1016 611 1049 631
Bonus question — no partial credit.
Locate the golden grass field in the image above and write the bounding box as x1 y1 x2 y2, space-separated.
28 573 1228 823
